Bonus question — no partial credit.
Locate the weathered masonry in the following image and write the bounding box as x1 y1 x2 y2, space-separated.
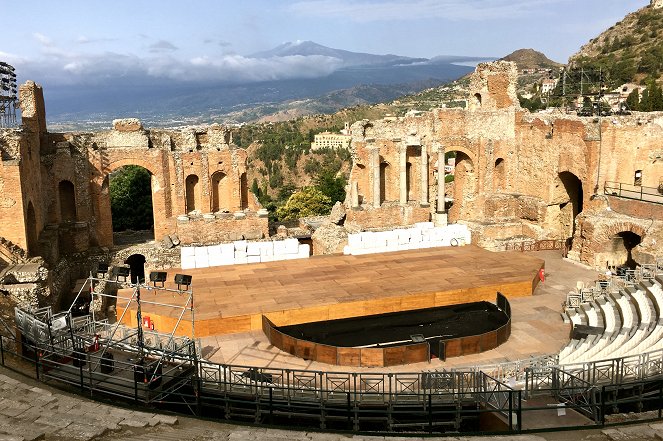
0 81 266 266
347 62 663 268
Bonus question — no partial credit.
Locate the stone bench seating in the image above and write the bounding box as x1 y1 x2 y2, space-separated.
606 323 651 359
559 274 663 366
582 302 600 327
562 299 618 364
558 301 607 364
611 291 635 330
624 286 654 325
624 320 663 357
645 277 663 316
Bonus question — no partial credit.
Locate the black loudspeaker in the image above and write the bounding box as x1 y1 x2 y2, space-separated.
100 352 114 374
174 274 192 287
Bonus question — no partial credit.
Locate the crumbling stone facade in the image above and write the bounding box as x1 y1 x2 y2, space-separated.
348 61 663 268
0 81 266 306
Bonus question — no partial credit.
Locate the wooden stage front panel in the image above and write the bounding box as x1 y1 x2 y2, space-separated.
118 245 544 338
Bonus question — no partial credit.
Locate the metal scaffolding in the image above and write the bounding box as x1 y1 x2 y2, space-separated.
0 61 17 128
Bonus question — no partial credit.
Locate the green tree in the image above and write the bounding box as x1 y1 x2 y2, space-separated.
251 178 261 198
314 170 347 204
276 187 333 221
626 88 640 111
649 81 663 111
110 165 153 231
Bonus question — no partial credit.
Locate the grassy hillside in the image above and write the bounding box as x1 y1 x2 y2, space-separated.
569 3 663 86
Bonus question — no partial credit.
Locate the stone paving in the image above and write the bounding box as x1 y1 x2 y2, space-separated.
2 362 663 441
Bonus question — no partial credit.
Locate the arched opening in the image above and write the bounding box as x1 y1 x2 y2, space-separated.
58 180 77 222
211 171 228 212
379 162 390 204
618 231 642 269
26 201 39 257
185 174 199 213
109 165 154 244
240 173 249 210
473 93 482 108
494 158 505 191
557 172 584 241
125 254 146 284
446 151 475 222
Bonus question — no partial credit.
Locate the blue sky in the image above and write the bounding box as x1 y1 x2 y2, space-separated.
0 0 650 87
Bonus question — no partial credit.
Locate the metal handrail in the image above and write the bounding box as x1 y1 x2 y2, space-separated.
604 181 663 204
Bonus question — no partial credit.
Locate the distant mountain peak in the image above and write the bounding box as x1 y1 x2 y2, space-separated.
250 41 426 68
500 49 562 70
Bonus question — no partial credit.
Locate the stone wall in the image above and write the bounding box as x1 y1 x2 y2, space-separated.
347 61 663 269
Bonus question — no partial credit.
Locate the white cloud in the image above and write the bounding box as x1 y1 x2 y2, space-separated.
14 51 344 87
33 32 54 47
289 0 569 22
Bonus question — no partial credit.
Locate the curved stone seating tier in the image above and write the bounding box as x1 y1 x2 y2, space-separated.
626 319 663 357
611 291 635 329
624 287 653 325
559 278 663 365
583 303 600 327
566 300 619 363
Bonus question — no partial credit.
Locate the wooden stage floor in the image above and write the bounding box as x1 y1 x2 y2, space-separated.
119 245 544 338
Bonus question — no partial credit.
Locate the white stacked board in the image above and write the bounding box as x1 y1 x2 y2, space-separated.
343 223 471 256
181 238 310 269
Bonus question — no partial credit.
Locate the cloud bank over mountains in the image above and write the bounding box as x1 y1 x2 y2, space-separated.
8 34 346 88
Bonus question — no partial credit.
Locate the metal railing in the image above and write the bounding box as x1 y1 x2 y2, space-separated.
604 181 663 205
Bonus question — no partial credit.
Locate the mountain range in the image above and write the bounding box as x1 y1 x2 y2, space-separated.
44 42 492 131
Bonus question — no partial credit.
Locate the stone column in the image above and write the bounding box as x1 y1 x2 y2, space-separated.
399 145 407 205
420 145 428 206
351 181 359 208
371 147 381 208
435 145 448 226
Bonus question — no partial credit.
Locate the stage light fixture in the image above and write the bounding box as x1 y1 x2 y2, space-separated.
149 271 168 287
174 274 192 290
116 265 131 282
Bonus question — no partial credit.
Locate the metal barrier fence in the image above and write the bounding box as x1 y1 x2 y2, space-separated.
4 331 663 434
604 181 663 204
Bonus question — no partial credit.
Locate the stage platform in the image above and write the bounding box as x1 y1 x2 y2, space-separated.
118 245 544 338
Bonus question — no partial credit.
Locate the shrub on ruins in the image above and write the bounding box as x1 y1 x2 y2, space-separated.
275 187 333 221
109 165 154 231
314 170 347 204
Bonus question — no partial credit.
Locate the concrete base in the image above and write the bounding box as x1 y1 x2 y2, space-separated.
434 212 448 227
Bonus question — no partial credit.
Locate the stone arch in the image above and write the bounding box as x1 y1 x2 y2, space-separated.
445 150 476 222
185 174 200 213
58 180 77 222
494 158 505 191
473 93 482 108
210 171 229 212
557 171 584 241
445 145 477 167
26 201 38 257
105 165 156 244
596 222 647 270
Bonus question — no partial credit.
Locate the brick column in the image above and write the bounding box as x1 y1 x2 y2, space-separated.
400 146 407 205
420 145 428 206
351 181 359 208
435 145 448 226
371 147 381 208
